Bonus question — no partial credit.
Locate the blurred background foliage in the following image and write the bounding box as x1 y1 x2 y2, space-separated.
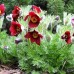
0 0 74 16
0 0 31 14
30 0 64 18
64 0 74 13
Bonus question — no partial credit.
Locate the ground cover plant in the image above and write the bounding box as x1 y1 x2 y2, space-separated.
0 4 74 74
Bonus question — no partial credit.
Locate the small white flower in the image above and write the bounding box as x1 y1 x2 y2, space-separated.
21 25 25 31
71 36 74 43
56 25 61 33
19 10 22 17
6 14 13 21
4 46 9 50
71 17 74 27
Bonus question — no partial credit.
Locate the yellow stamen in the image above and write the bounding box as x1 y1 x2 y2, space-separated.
0 10 2 15
65 35 68 38
16 27 20 32
31 16 37 23
33 32 38 38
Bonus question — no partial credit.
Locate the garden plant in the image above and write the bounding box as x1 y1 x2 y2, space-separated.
0 1 74 74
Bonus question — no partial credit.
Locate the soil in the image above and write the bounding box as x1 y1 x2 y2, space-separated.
0 64 74 74
0 65 24 74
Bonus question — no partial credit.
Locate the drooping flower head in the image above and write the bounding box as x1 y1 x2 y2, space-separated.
55 15 60 21
25 30 43 45
6 14 13 21
0 4 6 16
12 6 20 14
24 11 41 28
9 21 22 36
61 31 71 44
15 38 23 44
12 6 21 21
32 5 41 13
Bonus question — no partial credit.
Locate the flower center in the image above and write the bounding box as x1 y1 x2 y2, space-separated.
0 10 2 15
16 27 21 32
65 35 68 39
33 32 38 38
31 16 37 23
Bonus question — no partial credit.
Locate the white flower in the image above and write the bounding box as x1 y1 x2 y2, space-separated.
19 10 22 17
56 25 61 33
71 36 74 43
6 14 13 21
4 46 9 50
71 17 74 27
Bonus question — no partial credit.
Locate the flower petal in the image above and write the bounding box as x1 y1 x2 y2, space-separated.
32 5 41 13
36 37 40 45
10 26 17 36
66 38 71 44
39 34 43 38
25 32 31 38
29 22 39 28
24 15 29 21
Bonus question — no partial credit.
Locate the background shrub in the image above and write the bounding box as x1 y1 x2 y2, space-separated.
30 0 64 18
64 0 74 13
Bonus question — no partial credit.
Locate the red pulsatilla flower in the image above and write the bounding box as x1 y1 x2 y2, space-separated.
9 21 22 36
25 30 43 45
0 4 6 16
24 11 41 28
32 5 41 13
61 31 71 44
12 6 21 21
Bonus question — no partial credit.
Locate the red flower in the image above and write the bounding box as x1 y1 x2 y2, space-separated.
24 11 41 28
9 21 22 36
12 6 20 14
61 31 71 44
0 4 6 16
12 6 21 21
25 30 43 45
32 5 41 13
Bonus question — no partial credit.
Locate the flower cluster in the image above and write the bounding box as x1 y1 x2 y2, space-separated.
0 4 23 43
0 4 43 45
1 4 74 46
24 5 43 45
6 6 22 36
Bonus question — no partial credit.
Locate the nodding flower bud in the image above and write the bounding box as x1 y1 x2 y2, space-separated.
15 38 23 44
4 46 9 50
73 33 74 36
55 15 60 21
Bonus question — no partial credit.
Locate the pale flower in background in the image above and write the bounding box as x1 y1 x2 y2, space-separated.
71 17 74 27
6 14 13 21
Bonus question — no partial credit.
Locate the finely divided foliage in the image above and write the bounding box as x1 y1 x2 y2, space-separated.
0 4 74 74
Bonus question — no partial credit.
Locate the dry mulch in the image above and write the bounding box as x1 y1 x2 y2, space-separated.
0 65 24 74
